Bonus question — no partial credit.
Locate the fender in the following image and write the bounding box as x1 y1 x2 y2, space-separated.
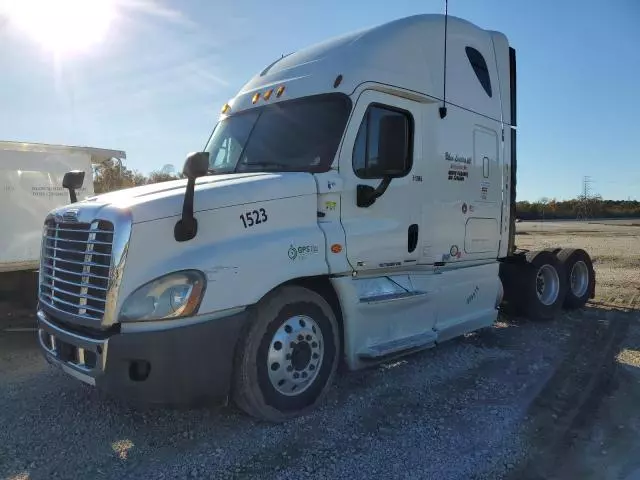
116 194 329 319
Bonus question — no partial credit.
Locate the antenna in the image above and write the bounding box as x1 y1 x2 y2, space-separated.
439 0 449 119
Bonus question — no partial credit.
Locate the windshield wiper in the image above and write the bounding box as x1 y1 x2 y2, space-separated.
207 168 234 175
236 162 287 171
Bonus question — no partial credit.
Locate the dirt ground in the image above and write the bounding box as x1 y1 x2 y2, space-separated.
1 220 640 480
509 220 640 479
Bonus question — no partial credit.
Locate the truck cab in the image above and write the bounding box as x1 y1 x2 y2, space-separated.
36 14 595 421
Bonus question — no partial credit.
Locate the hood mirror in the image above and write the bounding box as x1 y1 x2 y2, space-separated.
174 152 210 242
62 170 85 203
183 152 209 179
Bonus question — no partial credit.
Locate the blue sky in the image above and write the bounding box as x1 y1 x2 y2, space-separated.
1 0 638 201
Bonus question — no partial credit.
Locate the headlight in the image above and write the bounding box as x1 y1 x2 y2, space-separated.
119 270 206 322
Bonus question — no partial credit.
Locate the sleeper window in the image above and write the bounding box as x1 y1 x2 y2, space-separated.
466 46 492 98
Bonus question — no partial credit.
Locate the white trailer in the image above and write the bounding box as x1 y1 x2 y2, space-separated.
0 142 125 306
35 14 595 421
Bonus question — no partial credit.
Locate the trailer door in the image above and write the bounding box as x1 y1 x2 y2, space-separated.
0 149 93 271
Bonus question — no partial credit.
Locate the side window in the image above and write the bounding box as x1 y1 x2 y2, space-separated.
214 138 229 165
465 46 492 98
353 105 413 179
212 135 244 170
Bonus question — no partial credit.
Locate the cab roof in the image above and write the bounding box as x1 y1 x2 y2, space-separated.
232 14 511 124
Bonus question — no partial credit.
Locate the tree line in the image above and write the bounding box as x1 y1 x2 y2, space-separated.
93 159 182 194
516 198 640 220
95 159 639 219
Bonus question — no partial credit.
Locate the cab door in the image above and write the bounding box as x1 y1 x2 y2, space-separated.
338 90 423 272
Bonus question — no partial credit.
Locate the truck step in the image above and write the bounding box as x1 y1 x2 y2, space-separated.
357 331 436 360
359 290 427 304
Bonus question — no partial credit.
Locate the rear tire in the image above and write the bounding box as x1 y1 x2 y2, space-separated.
501 251 567 320
232 285 340 422
522 250 567 320
556 248 595 309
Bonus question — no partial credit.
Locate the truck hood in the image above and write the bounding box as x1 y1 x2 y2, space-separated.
81 172 318 223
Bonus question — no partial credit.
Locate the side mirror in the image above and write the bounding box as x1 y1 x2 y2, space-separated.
62 170 85 203
357 115 410 208
175 152 210 242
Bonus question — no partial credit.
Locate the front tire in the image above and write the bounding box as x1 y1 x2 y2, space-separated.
232 285 340 422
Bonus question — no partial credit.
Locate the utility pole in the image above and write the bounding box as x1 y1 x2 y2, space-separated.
577 176 600 221
583 176 593 199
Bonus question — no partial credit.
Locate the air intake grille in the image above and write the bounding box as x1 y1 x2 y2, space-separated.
40 219 114 321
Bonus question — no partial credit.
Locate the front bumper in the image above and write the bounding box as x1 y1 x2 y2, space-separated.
37 307 248 405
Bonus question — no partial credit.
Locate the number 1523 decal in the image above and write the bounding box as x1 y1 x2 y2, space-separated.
240 208 268 228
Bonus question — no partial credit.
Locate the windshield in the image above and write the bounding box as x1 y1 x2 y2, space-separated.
204 93 351 174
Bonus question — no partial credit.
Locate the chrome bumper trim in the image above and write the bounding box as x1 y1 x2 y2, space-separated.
37 309 108 383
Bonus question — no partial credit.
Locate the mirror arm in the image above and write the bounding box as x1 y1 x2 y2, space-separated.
357 175 392 208
174 177 198 242
373 175 392 197
66 187 78 204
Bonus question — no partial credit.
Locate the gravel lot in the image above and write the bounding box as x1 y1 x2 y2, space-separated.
1 220 639 480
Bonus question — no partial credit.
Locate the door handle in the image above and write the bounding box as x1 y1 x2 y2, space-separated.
408 224 419 253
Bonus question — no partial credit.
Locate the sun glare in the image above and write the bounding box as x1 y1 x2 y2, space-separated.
2 0 115 56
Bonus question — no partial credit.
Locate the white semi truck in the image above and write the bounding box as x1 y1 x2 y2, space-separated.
0 142 125 308
36 14 595 421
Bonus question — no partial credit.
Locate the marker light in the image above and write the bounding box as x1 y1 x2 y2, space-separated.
276 85 285 97
263 89 273 101
221 103 231 114
252 93 260 104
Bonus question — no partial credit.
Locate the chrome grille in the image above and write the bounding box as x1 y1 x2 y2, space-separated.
40 219 114 321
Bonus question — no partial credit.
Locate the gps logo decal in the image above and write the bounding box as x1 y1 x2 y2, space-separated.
288 244 319 261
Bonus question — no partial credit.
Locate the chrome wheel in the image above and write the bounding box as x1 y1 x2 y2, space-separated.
267 315 324 396
536 264 560 306
570 260 589 298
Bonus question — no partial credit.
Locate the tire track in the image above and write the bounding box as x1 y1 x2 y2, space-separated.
507 305 632 480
